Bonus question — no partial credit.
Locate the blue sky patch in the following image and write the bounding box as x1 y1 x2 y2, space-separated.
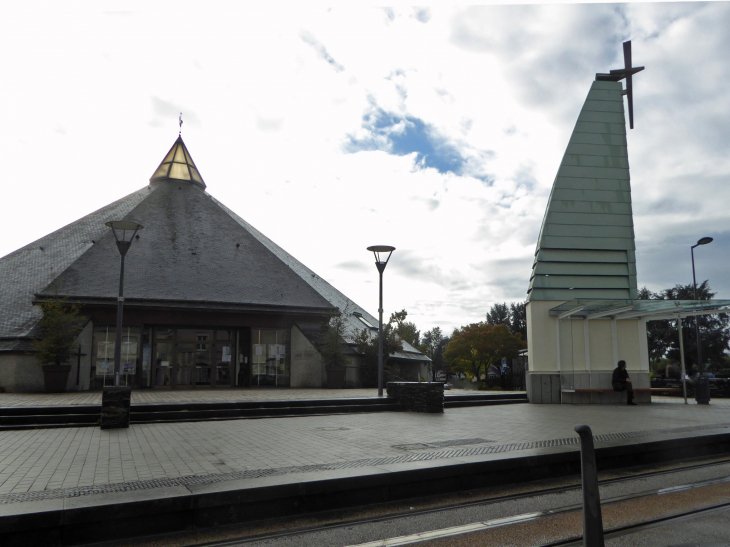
344 105 468 176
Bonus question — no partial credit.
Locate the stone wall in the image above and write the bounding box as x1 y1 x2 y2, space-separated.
100 386 131 429
386 382 444 413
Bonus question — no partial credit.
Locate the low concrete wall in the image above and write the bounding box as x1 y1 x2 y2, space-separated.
0 353 45 392
527 371 651 404
386 382 444 413
526 372 561 404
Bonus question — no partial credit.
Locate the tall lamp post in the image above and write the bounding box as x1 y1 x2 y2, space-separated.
367 245 395 397
107 221 143 387
691 236 712 404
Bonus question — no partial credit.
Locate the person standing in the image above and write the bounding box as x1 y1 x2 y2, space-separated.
612 360 636 405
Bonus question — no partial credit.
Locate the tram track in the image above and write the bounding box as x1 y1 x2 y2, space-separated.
542 501 730 546
125 456 730 547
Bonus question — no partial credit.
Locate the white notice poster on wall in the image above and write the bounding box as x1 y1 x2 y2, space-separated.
121 341 137 356
97 342 114 358
277 344 286 357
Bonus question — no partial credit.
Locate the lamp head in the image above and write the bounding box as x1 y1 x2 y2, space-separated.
367 245 395 272
106 221 143 257
696 237 713 246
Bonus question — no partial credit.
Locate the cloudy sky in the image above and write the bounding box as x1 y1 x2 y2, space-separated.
1 2 729 336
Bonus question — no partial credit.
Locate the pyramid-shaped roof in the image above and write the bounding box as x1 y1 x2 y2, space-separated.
1 137 425 358
0 189 150 349
527 80 637 302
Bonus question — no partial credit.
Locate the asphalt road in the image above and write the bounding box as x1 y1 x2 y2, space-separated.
102 456 730 547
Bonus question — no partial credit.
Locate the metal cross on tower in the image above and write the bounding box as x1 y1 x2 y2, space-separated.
596 41 644 129
179 112 183 135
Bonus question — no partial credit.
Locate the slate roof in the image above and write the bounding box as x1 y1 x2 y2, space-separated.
1 137 427 360
0 188 151 346
39 182 337 313
212 197 427 358
528 80 638 302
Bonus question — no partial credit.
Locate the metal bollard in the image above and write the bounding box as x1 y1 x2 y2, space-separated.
574 425 604 547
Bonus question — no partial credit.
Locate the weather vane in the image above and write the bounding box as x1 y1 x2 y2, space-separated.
179 112 183 136
596 41 644 129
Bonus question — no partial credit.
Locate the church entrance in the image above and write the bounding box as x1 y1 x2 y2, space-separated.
152 328 235 388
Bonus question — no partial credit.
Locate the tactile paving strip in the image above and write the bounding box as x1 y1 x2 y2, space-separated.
393 438 494 450
1 422 727 505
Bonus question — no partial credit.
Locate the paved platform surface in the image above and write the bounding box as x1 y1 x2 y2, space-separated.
0 388 387 407
1 393 729 501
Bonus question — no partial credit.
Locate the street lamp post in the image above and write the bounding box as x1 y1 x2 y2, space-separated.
106 221 143 387
367 246 395 397
691 236 712 404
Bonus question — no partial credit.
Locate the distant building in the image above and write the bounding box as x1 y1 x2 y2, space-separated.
0 137 428 392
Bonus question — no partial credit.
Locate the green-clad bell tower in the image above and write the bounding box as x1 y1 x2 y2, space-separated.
525 42 650 404
528 79 637 303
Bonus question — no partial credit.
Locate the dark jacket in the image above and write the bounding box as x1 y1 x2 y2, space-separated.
612 366 629 390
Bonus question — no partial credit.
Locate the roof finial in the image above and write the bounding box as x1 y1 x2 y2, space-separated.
179 112 183 136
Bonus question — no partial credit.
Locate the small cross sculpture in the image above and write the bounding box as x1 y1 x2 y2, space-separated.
179 113 183 135
596 41 644 129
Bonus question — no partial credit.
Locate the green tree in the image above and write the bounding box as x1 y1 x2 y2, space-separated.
354 321 404 388
486 303 510 328
486 302 527 345
421 326 451 380
34 298 85 366
389 309 421 347
639 282 730 372
638 287 674 368
444 323 525 384
318 311 350 369
509 302 527 343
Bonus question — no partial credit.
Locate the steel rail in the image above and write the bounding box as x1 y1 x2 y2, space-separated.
184 457 730 547
541 501 730 546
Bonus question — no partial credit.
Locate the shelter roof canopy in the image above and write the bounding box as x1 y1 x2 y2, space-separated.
549 298 730 320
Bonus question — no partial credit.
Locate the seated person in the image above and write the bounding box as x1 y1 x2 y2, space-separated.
612 360 636 405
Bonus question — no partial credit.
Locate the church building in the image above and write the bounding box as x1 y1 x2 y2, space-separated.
0 137 428 392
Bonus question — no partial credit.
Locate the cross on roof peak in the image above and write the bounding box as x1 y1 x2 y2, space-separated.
596 40 644 129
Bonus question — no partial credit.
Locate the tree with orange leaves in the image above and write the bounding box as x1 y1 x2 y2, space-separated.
444 322 525 384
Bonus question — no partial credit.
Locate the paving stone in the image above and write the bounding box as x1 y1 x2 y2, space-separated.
0 391 728 505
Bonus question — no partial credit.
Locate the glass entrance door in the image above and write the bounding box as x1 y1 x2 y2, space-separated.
175 343 196 387
251 329 289 386
152 328 235 389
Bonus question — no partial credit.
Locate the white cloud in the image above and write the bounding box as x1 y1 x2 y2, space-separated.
1 3 729 336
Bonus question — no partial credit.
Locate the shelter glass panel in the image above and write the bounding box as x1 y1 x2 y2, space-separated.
559 318 575 393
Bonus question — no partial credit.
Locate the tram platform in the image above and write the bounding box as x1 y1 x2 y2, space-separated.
1 392 729 545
